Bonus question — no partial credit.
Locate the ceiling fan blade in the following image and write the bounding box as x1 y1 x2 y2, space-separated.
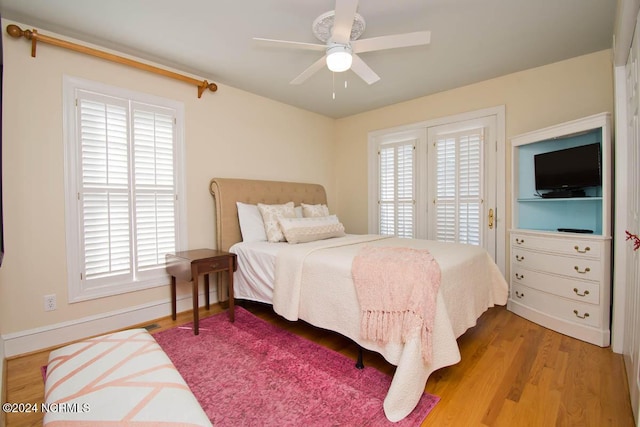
290 56 327 85
253 37 326 51
332 0 359 44
350 54 380 85
352 31 431 53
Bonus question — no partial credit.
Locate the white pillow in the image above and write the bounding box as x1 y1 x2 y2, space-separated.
278 215 346 244
236 202 267 242
257 202 297 243
301 203 330 218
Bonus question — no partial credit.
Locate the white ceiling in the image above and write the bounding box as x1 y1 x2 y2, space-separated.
0 0 616 119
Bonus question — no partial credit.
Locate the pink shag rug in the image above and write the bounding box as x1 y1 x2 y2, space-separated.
153 306 439 426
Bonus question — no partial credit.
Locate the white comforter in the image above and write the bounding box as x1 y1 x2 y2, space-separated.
270 235 508 422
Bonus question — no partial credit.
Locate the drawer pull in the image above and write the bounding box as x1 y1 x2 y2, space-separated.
574 266 591 274
515 238 525 245
573 310 590 319
515 255 525 262
515 273 524 280
515 291 525 299
573 288 590 297
574 245 591 254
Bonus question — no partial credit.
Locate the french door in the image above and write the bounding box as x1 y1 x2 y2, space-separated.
369 109 503 268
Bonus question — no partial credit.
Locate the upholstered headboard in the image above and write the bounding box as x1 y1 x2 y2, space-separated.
209 178 328 252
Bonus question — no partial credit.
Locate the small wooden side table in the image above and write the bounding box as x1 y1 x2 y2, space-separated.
165 249 237 335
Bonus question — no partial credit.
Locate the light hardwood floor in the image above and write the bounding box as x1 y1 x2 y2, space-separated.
3 303 635 426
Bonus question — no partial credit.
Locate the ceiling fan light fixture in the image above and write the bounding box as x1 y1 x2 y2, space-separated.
326 45 353 72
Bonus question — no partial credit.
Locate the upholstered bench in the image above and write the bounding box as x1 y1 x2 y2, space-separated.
43 328 211 426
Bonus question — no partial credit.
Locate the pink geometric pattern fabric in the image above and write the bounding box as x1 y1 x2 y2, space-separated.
43 329 211 426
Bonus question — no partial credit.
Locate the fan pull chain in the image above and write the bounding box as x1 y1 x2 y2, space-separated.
332 72 336 100
331 75 348 100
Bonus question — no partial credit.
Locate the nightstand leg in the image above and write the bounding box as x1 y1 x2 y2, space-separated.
204 274 210 310
170 276 177 321
228 259 235 322
191 265 199 335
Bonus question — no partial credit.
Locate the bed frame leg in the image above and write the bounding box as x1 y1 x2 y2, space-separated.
355 346 364 370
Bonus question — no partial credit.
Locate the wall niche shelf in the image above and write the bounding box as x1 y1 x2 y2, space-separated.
508 112 612 347
517 197 602 202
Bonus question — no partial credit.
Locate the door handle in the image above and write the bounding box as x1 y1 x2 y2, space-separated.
488 208 494 229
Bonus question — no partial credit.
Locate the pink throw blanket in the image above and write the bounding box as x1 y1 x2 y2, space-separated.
352 246 442 363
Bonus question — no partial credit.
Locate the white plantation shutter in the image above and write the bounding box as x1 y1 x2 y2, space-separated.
68 83 183 300
79 97 132 280
379 141 415 238
434 128 483 245
132 108 176 270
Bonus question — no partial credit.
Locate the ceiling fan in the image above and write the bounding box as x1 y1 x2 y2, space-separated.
253 0 431 85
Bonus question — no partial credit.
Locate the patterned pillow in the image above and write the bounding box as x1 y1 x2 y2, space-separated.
257 202 296 242
278 215 346 244
301 203 330 218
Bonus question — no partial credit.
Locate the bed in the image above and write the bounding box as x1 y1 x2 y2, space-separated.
209 177 508 422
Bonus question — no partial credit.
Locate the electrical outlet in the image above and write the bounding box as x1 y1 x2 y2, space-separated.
44 294 57 311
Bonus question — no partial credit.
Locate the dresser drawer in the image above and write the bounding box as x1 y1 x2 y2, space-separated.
512 248 601 281
511 283 601 328
511 266 600 304
511 233 601 258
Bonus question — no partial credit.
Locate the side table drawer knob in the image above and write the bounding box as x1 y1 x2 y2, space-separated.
574 245 591 254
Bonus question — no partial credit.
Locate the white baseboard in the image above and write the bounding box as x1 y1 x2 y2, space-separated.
2 290 219 358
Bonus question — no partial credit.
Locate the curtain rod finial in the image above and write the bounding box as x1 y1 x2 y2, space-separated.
198 80 218 98
6 24 32 39
6 24 23 38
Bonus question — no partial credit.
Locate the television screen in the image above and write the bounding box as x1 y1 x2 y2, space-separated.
534 143 601 194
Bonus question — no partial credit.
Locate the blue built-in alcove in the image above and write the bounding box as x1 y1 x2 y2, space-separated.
515 127 603 234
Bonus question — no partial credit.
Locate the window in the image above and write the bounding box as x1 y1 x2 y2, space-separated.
64 77 185 302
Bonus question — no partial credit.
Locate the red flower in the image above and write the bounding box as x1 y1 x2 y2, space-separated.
626 230 640 251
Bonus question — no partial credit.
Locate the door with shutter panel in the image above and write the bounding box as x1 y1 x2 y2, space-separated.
378 139 416 238
427 117 497 261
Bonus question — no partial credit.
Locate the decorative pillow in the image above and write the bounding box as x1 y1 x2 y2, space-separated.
295 205 303 218
236 202 267 242
257 202 297 242
301 203 330 218
278 215 346 244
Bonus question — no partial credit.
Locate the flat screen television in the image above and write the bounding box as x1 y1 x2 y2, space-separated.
534 143 601 198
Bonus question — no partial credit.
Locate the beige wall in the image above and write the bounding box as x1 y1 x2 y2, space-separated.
0 19 334 336
333 49 614 235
